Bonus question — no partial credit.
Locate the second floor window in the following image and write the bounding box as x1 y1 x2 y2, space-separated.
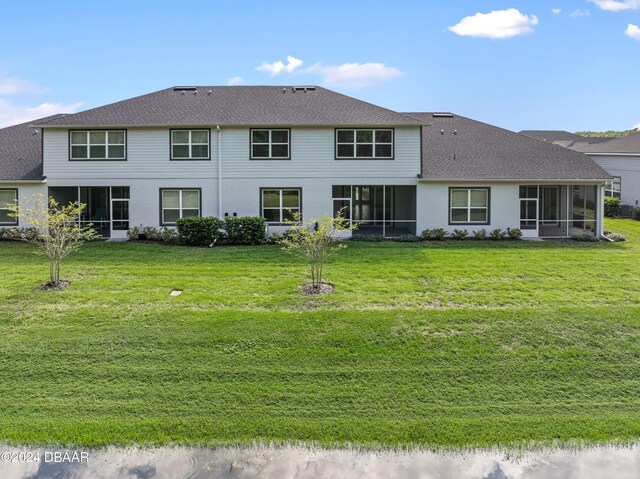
171 130 210 160
70 130 126 160
336 129 393 159
251 129 290 159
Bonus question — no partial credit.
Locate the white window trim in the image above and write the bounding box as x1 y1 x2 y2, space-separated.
251 129 290 159
70 130 126 160
0 188 17 225
604 177 621 198
450 188 489 224
161 189 201 225
261 188 301 224
171 130 210 160
335 128 394 159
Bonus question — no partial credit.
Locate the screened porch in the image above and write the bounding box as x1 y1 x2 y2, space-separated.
519 185 600 238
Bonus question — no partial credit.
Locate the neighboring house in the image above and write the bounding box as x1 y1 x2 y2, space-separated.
0 86 611 239
520 129 640 209
564 134 640 209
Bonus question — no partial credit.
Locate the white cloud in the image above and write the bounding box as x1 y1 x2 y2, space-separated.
589 0 640 11
0 99 82 128
626 23 640 40
633 123 640 130
227 76 247 86
256 55 303 76
448 8 539 39
0 77 45 95
571 9 591 17
306 62 402 88
552 8 562 14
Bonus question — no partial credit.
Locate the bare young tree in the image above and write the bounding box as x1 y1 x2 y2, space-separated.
279 209 351 293
9 195 99 288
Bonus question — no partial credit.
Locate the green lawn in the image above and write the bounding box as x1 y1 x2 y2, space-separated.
1 219 640 449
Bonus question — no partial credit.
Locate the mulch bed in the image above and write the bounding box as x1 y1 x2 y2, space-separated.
39 280 70 291
299 283 335 295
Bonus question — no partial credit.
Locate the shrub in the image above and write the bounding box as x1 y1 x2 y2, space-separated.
604 231 626 242
348 234 385 242
507 228 523 240
224 216 266 245
127 226 179 243
176 216 224 246
451 229 468 240
490 228 507 240
420 228 447 241
604 196 621 217
0 227 38 242
572 233 599 242
632 208 640 221
391 234 422 243
473 229 487 240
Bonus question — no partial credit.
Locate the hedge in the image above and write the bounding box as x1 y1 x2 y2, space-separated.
224 216 266 245
176 216 224 246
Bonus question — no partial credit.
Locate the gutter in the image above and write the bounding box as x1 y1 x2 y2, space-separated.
0 178 47 184
217 125 222 218
416 176 611 183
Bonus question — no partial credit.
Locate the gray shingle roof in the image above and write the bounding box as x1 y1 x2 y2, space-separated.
0 115 67 181
34 86 421 127
564 132 640 154
404 113 612 181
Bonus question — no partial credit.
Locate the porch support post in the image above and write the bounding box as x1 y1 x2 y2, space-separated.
566 185 570 238
597 184 605 238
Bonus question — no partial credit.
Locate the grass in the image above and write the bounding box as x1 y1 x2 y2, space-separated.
0 218 639 449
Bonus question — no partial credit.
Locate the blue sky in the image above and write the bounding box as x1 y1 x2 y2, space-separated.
0 0 638 131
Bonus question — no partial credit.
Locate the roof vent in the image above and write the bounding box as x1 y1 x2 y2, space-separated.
292 86 316 92
173 87 197 92
433 113 454 118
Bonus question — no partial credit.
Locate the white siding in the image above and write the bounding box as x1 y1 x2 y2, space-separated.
43 128 220 180
590 155 640 206
43 126 421 181
417 183 520 235
221 126 421 179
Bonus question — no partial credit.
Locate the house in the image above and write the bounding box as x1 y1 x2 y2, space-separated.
520 129 640 210
0 86 611 239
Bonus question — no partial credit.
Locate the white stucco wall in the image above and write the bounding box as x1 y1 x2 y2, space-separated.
0 183 47 228
416 182 520 235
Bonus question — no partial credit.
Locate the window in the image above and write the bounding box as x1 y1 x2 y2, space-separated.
171 130 210 159
0 189 17 225
336 129 393 159
251 129 290 159
450 188 490 224
604 177 621 199
160 189 201 225
261 188 301 223
70 130 126 160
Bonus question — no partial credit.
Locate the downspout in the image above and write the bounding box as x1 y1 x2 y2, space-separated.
217 125 222 219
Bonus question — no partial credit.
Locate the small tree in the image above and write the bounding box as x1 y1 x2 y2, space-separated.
9 195 99 288
279 209 351 293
